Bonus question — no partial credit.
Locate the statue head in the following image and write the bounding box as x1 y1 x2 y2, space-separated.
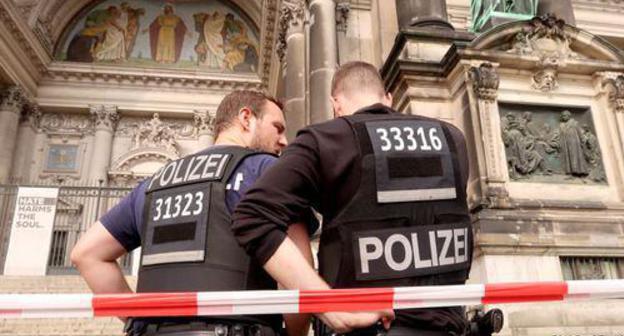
522 111 533 121
163 4 174 15
560 110 572 121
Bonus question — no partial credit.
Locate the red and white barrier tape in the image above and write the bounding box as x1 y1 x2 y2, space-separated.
1 280 623 319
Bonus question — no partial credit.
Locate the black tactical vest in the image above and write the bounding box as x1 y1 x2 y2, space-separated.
319 113 473 289
137 146 279 328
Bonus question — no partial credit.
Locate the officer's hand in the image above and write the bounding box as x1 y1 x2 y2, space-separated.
318 309 395 334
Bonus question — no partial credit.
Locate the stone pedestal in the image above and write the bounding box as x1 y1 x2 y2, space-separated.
309 0 337 124
0 86 26 183
395 0 452 30
538 0 576 26
89 105 119 185
280 0 307 140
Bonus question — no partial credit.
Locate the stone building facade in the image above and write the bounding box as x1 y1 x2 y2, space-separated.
0 0 623 335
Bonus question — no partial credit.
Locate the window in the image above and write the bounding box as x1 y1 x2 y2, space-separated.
560 257 624 280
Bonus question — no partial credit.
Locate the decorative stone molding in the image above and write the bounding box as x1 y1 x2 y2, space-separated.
504 14 583 92
336 2 351 32
0 86 28 113
469 62 500 102
130 113 179 155
116 116 195 139
45 65 264 91
276 0 305 62
89 105 119 132
20 103 42 128
194 110 215 136
601 72 624 114
0 4 49 76
40 113 93 135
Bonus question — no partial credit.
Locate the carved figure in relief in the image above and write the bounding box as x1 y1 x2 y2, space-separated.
550 111 589 177
502 109 606 183
503 113 548 178
582 125 607 182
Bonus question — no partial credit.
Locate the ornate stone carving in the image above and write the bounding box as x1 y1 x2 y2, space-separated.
336 2 351 32
602 73 624 114
20 104 43 128
500 107 606 183
469 63 500 102
90 105 119 131
40 113 93 135
0 86 28 113
532 67 559 92
505 14 584 92
276 0 305 62
194 110 215 136
0 5 48 75
131 113 179 155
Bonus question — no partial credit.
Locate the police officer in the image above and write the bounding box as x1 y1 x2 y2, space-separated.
232 62 472 336
71 90 316 336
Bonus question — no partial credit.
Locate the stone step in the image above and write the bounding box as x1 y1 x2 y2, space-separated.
0 276 135 336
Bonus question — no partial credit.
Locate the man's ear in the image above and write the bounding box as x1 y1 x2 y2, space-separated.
330 96 341 118
382 92 393 107
238 107 254 131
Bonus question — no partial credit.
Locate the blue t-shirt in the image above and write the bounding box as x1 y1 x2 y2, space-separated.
100 153 282 252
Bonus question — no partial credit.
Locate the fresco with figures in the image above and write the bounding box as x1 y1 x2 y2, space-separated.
56 0 259 72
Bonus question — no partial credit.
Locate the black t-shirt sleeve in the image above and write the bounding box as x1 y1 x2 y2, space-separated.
232 129 322 265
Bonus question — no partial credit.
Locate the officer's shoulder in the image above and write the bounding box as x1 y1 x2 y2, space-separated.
297 117 350 137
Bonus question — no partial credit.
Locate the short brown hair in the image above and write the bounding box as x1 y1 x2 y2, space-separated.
331 61 385 98
214 90 283 135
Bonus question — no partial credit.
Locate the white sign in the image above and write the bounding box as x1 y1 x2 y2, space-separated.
4 187 59 276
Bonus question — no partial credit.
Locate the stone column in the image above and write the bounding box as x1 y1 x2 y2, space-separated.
278 0 307 140
89 105 119 185
309 0 337 124
10 104 42 183
395 0 453 30
600 73 624 198
538 0 576 26
194 110 215 150
0 86 27 183
466 62 510 208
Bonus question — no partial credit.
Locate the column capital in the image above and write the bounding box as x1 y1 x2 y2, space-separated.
90 105 119 131
600 72 624 114
468 62 500 102
194 110 215 136
20 104 43 128
0 86 28 114
276 0 306 62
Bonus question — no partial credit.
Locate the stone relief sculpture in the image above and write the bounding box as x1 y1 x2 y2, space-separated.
504 14 584 92
501 108 606 183
132 113 179 155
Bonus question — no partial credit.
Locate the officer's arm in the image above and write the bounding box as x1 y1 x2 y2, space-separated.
282 222 314 336
70 221 133 295
264 237 394 334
